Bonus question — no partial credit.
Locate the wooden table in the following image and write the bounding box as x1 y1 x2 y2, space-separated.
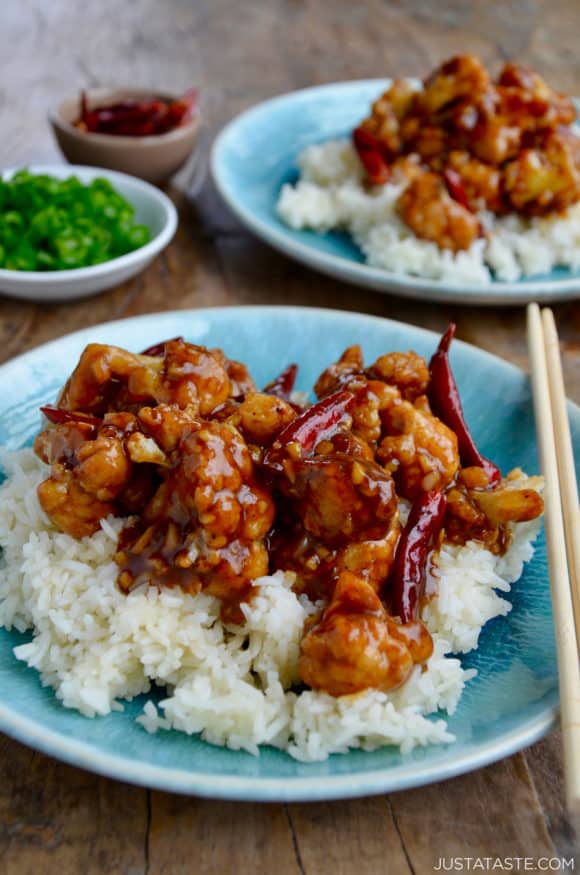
1 1 579 871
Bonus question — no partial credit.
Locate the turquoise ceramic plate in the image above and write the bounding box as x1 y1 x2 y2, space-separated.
0 307 575 801
211 81 580 306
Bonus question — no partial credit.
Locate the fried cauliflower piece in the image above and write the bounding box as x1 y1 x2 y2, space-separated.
299 571 433 696
233 392 297 445
358 80 419 159
59 340 233 416
116 420 275 602
377 398 460 500
367 351 430 402
498 63 576 131
445 467 544 553
397 170 481 252
281 454 398 547
419 55 491 115
445 90 522 166
314 345 364 398
399 117 448 162
37 469 117 540
503 128 580 215
35 416 138 536
136 404 199 454
446 150 503 212
269 436 401 598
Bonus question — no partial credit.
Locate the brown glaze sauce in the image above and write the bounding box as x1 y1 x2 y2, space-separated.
33 339 545 697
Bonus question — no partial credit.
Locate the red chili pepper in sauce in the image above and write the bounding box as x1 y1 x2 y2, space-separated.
263 364 298 402
263 390 353 471
390 490 447 623
40 405 102 429
443 168 470 210
352 127 391 185
140 337 184 356
428 324 501 484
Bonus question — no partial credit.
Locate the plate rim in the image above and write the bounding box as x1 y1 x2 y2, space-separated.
0 304 569 801
0 697 557 802
210 79 580 306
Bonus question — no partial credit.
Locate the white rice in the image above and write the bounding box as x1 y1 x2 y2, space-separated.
0 449 541 761
277 139 580 283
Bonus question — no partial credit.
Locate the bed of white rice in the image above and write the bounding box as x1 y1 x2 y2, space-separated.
0 449 541 761
277 139 580 283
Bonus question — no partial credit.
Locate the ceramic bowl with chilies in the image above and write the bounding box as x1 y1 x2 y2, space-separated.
50 87 200 185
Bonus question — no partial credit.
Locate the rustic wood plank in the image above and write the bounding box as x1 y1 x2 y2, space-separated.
388 754 556 866
286 796 413 875
0 299 36 366
147 795 300 875
0 0 579 868
0 734 147 874
526 730 580 863
0 192 231 359
121 193 233 316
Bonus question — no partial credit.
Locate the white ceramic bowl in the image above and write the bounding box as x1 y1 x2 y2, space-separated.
0 164 178 302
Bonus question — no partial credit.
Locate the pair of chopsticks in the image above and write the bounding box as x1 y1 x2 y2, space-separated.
527 303 580 816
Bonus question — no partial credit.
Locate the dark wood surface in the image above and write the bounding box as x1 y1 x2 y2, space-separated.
1 1 579 871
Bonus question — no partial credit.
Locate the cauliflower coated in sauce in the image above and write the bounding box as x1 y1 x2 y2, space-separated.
352 54 580 250
33 333 544 698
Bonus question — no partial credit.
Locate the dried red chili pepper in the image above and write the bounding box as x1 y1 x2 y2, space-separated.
140 337 183 356
40 405 102 429
79 90 99 133
263 364 298 402
443 168 470 210
76 89 197 137
390 490 447 622
157 88 198 133
263 390 353 471
428 324 501 484
353 127 391 185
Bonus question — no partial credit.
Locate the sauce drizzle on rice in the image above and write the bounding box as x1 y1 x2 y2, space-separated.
0 447 543 760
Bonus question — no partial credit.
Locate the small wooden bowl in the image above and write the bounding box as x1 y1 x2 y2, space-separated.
49 88 200 185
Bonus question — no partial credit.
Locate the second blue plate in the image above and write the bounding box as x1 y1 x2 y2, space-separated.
211 81 580 306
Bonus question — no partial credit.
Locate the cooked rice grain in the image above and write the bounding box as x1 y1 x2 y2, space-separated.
277 139 580 283
0 450 540 761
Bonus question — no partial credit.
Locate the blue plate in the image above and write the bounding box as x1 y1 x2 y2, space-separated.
0 307 576 801
211 81 580 306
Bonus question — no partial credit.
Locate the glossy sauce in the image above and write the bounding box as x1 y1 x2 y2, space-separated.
32 338 545 699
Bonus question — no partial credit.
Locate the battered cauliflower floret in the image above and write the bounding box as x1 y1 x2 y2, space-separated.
367 351 430 401
59 340 233 416
117 420 275 602
299 572 433 696
419 55 491 115
397 170 481 252
378 398 460 499
234 392 297 445
503 129 580 215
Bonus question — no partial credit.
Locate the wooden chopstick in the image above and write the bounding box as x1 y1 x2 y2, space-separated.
527 303 580 816
541 308 580 640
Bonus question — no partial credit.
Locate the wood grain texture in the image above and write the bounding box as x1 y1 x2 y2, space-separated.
0 0 579 870
0 734 147 875
148 796 301 875
286 796 413 875
388 756 556 866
